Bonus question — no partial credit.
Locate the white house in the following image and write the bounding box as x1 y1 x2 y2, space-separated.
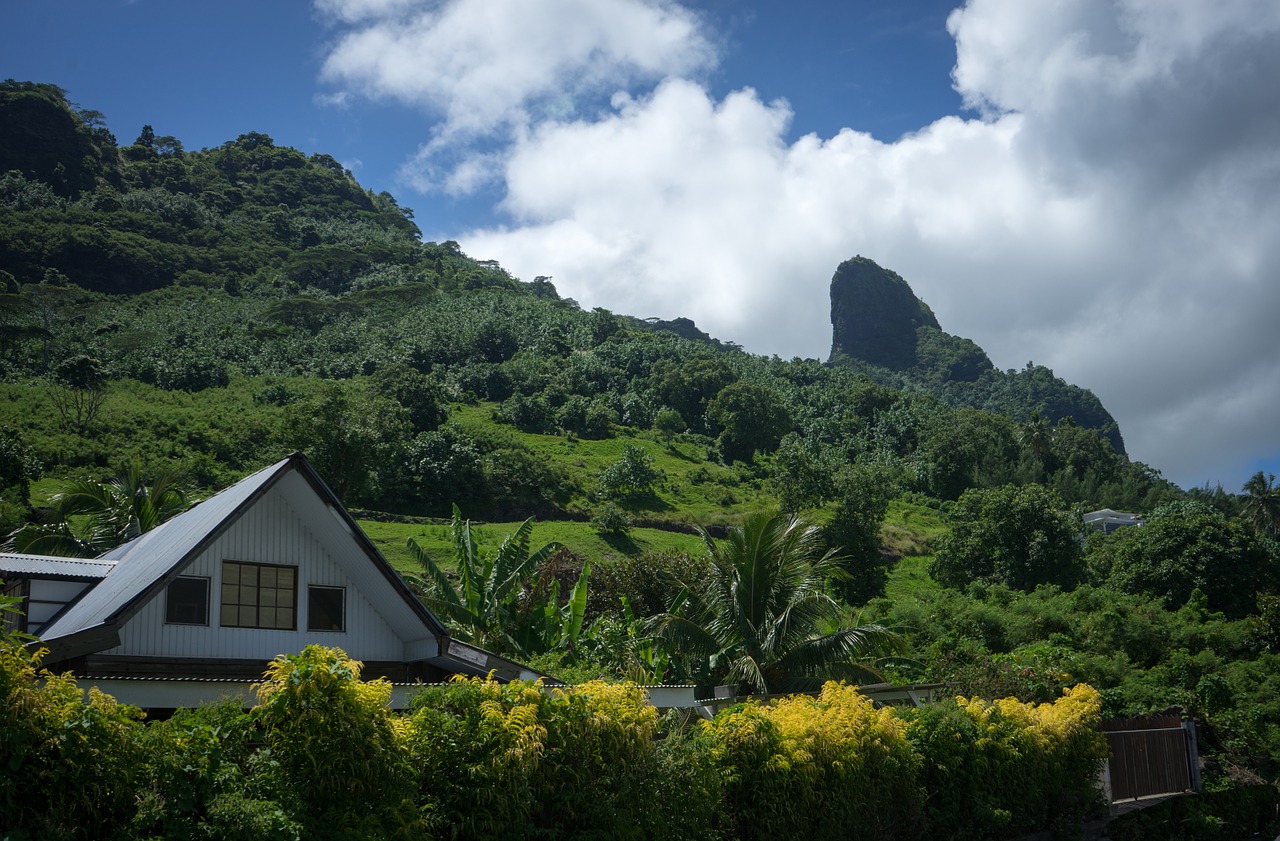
1083 508 1144 535
0 452 544 710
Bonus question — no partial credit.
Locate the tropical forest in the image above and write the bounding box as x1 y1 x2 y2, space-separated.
2 79 1280 840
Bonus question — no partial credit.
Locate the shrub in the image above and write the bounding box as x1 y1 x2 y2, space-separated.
590 502 632 536
1107 784 1280 841
530 680 661 839
908 684 1109 837
132 701 301 841
252 646 422 839
408 677 666 841
703 683 921 841
0 638 144 839
598 444 661 500
407 678 548 840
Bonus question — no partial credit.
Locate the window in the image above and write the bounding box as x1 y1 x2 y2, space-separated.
220 561 296 630
308 586 346 632
165 576 209 625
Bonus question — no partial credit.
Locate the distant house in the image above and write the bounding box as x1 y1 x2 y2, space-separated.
1084 508 1144 535
0 452 543 710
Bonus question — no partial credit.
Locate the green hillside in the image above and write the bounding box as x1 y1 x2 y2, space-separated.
4 80 1280 786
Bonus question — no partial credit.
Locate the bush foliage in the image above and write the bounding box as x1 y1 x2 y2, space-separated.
0 629 1113 841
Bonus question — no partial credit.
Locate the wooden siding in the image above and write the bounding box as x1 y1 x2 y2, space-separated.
108 484 408 663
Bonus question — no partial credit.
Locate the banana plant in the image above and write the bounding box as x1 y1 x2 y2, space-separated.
510 560 592 659
406 504 562 656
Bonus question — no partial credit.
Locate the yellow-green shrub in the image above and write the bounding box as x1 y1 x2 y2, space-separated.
0 643 143 840
704 682 922 841
407 676 549 840
530 680 660 839
253 645 423 840
408 677 669 841
903 683 1109 838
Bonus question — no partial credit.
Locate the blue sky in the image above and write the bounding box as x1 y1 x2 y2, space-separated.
4 0 1280 493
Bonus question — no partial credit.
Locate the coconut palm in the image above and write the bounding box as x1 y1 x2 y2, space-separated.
656 510 905 694
1242 471 1280 537
4 465 188 557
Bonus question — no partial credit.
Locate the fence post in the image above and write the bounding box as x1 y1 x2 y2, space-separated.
1183 719 1202 793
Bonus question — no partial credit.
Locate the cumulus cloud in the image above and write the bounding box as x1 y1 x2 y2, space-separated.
316 0 715 189
454 0 1280 488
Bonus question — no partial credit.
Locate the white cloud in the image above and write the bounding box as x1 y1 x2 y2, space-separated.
314 0 420 25
316 0 715 189
454 0 1280 489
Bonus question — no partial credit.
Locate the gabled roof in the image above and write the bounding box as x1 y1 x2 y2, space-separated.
37 452 447 661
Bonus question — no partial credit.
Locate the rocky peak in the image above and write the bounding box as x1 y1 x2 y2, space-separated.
828 256 940 369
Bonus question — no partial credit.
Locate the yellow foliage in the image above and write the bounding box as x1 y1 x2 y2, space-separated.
954 683 1105 752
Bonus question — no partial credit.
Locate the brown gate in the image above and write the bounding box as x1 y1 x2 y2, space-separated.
1103 714 1196 800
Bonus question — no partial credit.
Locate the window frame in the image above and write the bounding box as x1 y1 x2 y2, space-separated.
219 560 298 631
164 575 210 626
307 585 347 632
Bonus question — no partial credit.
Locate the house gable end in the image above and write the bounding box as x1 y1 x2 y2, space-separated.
38 453 444 668
106 477 436 665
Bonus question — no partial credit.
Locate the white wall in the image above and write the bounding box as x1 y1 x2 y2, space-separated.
108 484 408 662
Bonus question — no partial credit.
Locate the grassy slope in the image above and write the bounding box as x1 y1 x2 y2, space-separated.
13 383 948 585
363 494 949 580
449 403 772 527
358 518 707 576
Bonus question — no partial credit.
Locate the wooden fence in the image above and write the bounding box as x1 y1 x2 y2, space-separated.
1102 714 1199 801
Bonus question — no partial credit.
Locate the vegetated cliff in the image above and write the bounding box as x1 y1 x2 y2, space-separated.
829 256 1126 454
830 257 944 369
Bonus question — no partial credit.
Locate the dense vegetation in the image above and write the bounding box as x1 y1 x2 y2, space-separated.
2 635 1118 841
4 79 1280 829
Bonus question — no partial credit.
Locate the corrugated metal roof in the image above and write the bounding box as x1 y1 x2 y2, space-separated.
0 553 115 579
40 455 295 641
36 452 449 661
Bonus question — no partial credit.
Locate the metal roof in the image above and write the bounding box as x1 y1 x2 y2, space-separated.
37 454 447 661
0 553 116 580
40 456 292 642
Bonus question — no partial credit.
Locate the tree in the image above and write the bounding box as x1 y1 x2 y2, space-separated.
656 511 903 694
823 463 895 605
407 506 562 656
49 353 107 433
1242 471 1280 537
0 431 39 536
598 445 660 501
706 381 791 463
653 407 687 447
652 356 735 429
370 364 449 434
1086 500 1279 618
4 466 188 557
283 382 410 503
1017 411 1054 480
931 484 1083 592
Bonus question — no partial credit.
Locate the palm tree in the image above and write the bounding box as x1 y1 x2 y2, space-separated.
655 511 904 695
4 465 189 557
1017 411 1054 480
1242 471 1280 537
407 504 562 655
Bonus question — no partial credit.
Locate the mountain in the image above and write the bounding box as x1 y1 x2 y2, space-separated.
0 81 1179 540
828 256 1125 454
